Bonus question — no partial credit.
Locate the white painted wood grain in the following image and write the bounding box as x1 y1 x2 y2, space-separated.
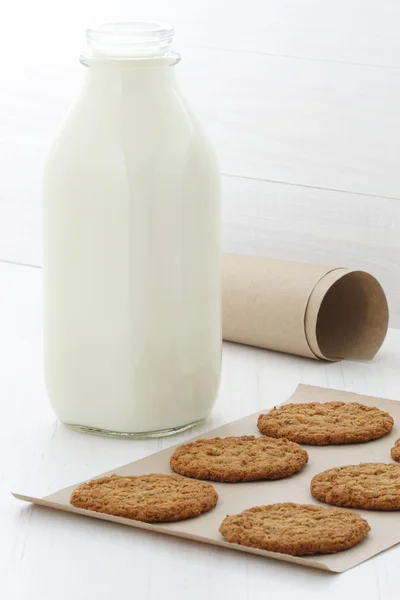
4 0 400 67
178 46 400 198
222 176 400 326
175 0 400 68
2 261 400 599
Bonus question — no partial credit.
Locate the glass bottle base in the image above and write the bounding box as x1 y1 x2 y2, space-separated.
62 419 203 439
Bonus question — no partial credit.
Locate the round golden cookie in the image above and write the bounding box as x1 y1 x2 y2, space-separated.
170 435 308 482
70 473 218 522
219 503 370 556
257 402 394 445
311 463 400 510
391 439 400 462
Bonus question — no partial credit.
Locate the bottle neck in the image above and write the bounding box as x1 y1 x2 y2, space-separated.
83 59 177 95
80 22 180 92
81 22 179 63
77 22 181 104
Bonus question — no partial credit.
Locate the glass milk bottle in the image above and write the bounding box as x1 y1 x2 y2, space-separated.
42 23 221 438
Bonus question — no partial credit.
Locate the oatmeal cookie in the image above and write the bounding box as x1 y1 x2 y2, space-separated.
170 435 308 482
219 503 370 555
311 463 400 510
257 402 393 445
391 439 400 462
70 473 218 522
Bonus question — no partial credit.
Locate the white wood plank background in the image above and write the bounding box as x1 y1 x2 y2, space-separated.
0 0 399 323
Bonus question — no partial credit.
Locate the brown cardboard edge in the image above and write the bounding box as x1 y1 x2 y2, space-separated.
304 268 349 361
305 269 389 361
11 492 336 572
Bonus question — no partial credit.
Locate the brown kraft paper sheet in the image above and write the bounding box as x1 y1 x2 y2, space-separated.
13 384 400 573
222 253 389 361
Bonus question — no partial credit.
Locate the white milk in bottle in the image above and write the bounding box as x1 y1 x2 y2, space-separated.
42 23 221 437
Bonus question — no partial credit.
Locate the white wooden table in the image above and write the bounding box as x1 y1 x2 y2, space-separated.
2 260 400 600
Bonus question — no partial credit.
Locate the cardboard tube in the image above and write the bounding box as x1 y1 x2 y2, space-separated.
222 253 389 361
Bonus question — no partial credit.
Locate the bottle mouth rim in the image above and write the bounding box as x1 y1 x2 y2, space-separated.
85 22 175 59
